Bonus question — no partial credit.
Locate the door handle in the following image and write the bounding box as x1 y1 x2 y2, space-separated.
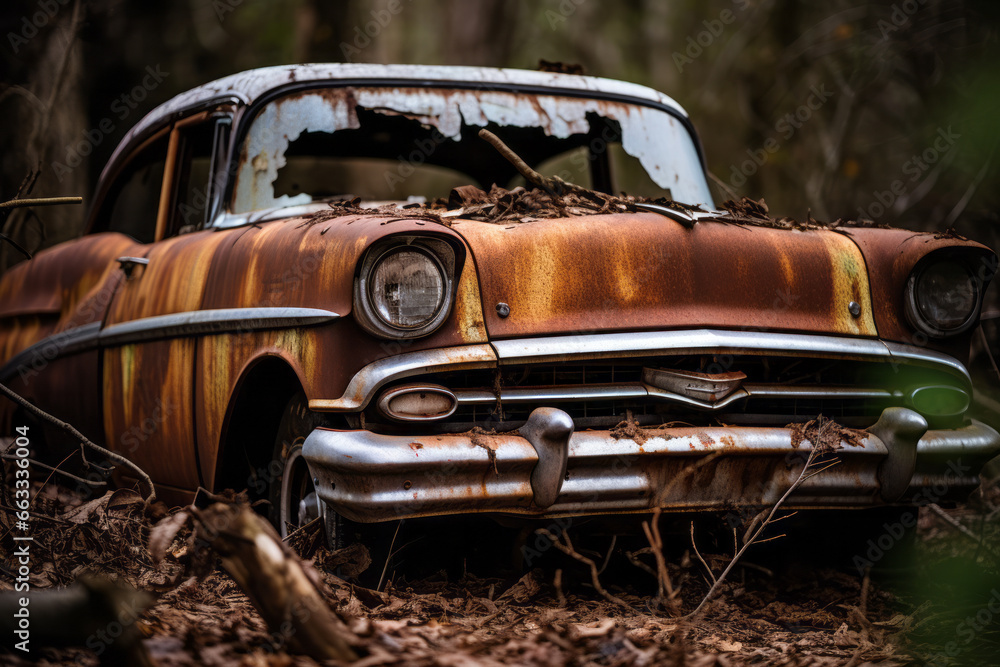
117 256 149 278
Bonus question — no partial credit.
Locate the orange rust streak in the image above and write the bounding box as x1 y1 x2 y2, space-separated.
454 214 880 338
104 338 200 490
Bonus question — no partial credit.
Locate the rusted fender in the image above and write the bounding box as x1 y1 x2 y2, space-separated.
103 213 482 330
453 214 878 339
0 233 137 360
846 228 995 356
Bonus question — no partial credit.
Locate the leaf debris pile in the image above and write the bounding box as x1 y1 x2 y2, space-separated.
2 472 998 665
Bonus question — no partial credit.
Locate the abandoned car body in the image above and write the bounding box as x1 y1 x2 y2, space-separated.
0 64 998 541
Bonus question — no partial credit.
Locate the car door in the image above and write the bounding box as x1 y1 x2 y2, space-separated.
99 108 233 501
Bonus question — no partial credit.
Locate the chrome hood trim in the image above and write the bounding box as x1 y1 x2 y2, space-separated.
491 330 970 384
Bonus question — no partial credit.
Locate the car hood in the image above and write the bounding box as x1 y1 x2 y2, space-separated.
451 212 878 340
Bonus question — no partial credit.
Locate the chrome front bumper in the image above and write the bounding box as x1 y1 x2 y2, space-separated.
302 408 1000 523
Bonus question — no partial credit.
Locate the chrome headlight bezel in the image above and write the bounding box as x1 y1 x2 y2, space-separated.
904 257 982 339
354 237 456 340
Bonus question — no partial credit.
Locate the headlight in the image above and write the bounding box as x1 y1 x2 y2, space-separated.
354 239 456 339
370 248 445 328
905 258 981 338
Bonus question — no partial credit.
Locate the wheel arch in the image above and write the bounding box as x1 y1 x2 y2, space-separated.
212 354 306 497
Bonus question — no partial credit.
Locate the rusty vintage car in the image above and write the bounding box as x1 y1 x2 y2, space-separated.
1 64 998 549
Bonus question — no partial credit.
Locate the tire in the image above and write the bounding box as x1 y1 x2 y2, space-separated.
267 392 345 547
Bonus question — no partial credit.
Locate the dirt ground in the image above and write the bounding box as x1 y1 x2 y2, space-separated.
1 473 998 666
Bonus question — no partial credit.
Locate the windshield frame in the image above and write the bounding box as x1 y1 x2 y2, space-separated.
219 78 713 226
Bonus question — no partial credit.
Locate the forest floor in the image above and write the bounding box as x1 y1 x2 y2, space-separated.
1 474 998 667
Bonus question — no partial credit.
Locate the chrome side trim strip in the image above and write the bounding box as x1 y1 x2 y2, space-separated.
0 322 102 382
0 307 339 382
99 307 339 347
490 330 971 385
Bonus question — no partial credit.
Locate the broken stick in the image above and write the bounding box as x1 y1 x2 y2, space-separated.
156 502 359 662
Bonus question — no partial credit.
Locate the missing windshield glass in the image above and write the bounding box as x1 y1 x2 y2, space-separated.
233 87 707 212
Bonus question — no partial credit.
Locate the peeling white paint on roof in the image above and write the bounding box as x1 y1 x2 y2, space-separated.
103 64 698 187
233 87 712 213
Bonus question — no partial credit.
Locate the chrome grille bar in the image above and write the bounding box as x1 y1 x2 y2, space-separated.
453 383 898 411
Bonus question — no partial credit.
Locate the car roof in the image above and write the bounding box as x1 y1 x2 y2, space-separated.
94 64 701 224
119 63 691 152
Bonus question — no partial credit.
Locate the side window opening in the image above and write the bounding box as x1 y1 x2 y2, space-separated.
89 110 232 243
170 116 230 236
95 134 169 244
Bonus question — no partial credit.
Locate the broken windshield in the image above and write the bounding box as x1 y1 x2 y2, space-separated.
231 86 713 213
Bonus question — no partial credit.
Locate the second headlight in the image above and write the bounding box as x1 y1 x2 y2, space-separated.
905 258 980 338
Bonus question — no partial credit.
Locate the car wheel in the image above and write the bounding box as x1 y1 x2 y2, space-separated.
268 392 345 547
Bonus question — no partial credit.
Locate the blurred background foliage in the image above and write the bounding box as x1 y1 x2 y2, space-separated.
0 0 998 256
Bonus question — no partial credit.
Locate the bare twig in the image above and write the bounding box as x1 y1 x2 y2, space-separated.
690 521 716 585
478 128 557 195
537 528 630 610
707 170 739 201
0 451 104 489
683 447 826 619
944 149 994 227
0 233 32 260
597 535 617 576
625 547 658 579
0 382 155 503
859 567 871 619
378 520 402 592
554 568 566 607
0 196 83 209
927 503 999 559
633 507 680 613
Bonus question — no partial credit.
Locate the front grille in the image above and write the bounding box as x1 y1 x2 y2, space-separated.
364 353 965 433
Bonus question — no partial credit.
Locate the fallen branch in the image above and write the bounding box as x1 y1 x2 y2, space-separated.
151 502 358 662
478 128 559 196
0 575 154 665
0 382 155 503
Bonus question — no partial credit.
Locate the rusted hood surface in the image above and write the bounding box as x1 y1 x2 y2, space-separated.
452 213 878 339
